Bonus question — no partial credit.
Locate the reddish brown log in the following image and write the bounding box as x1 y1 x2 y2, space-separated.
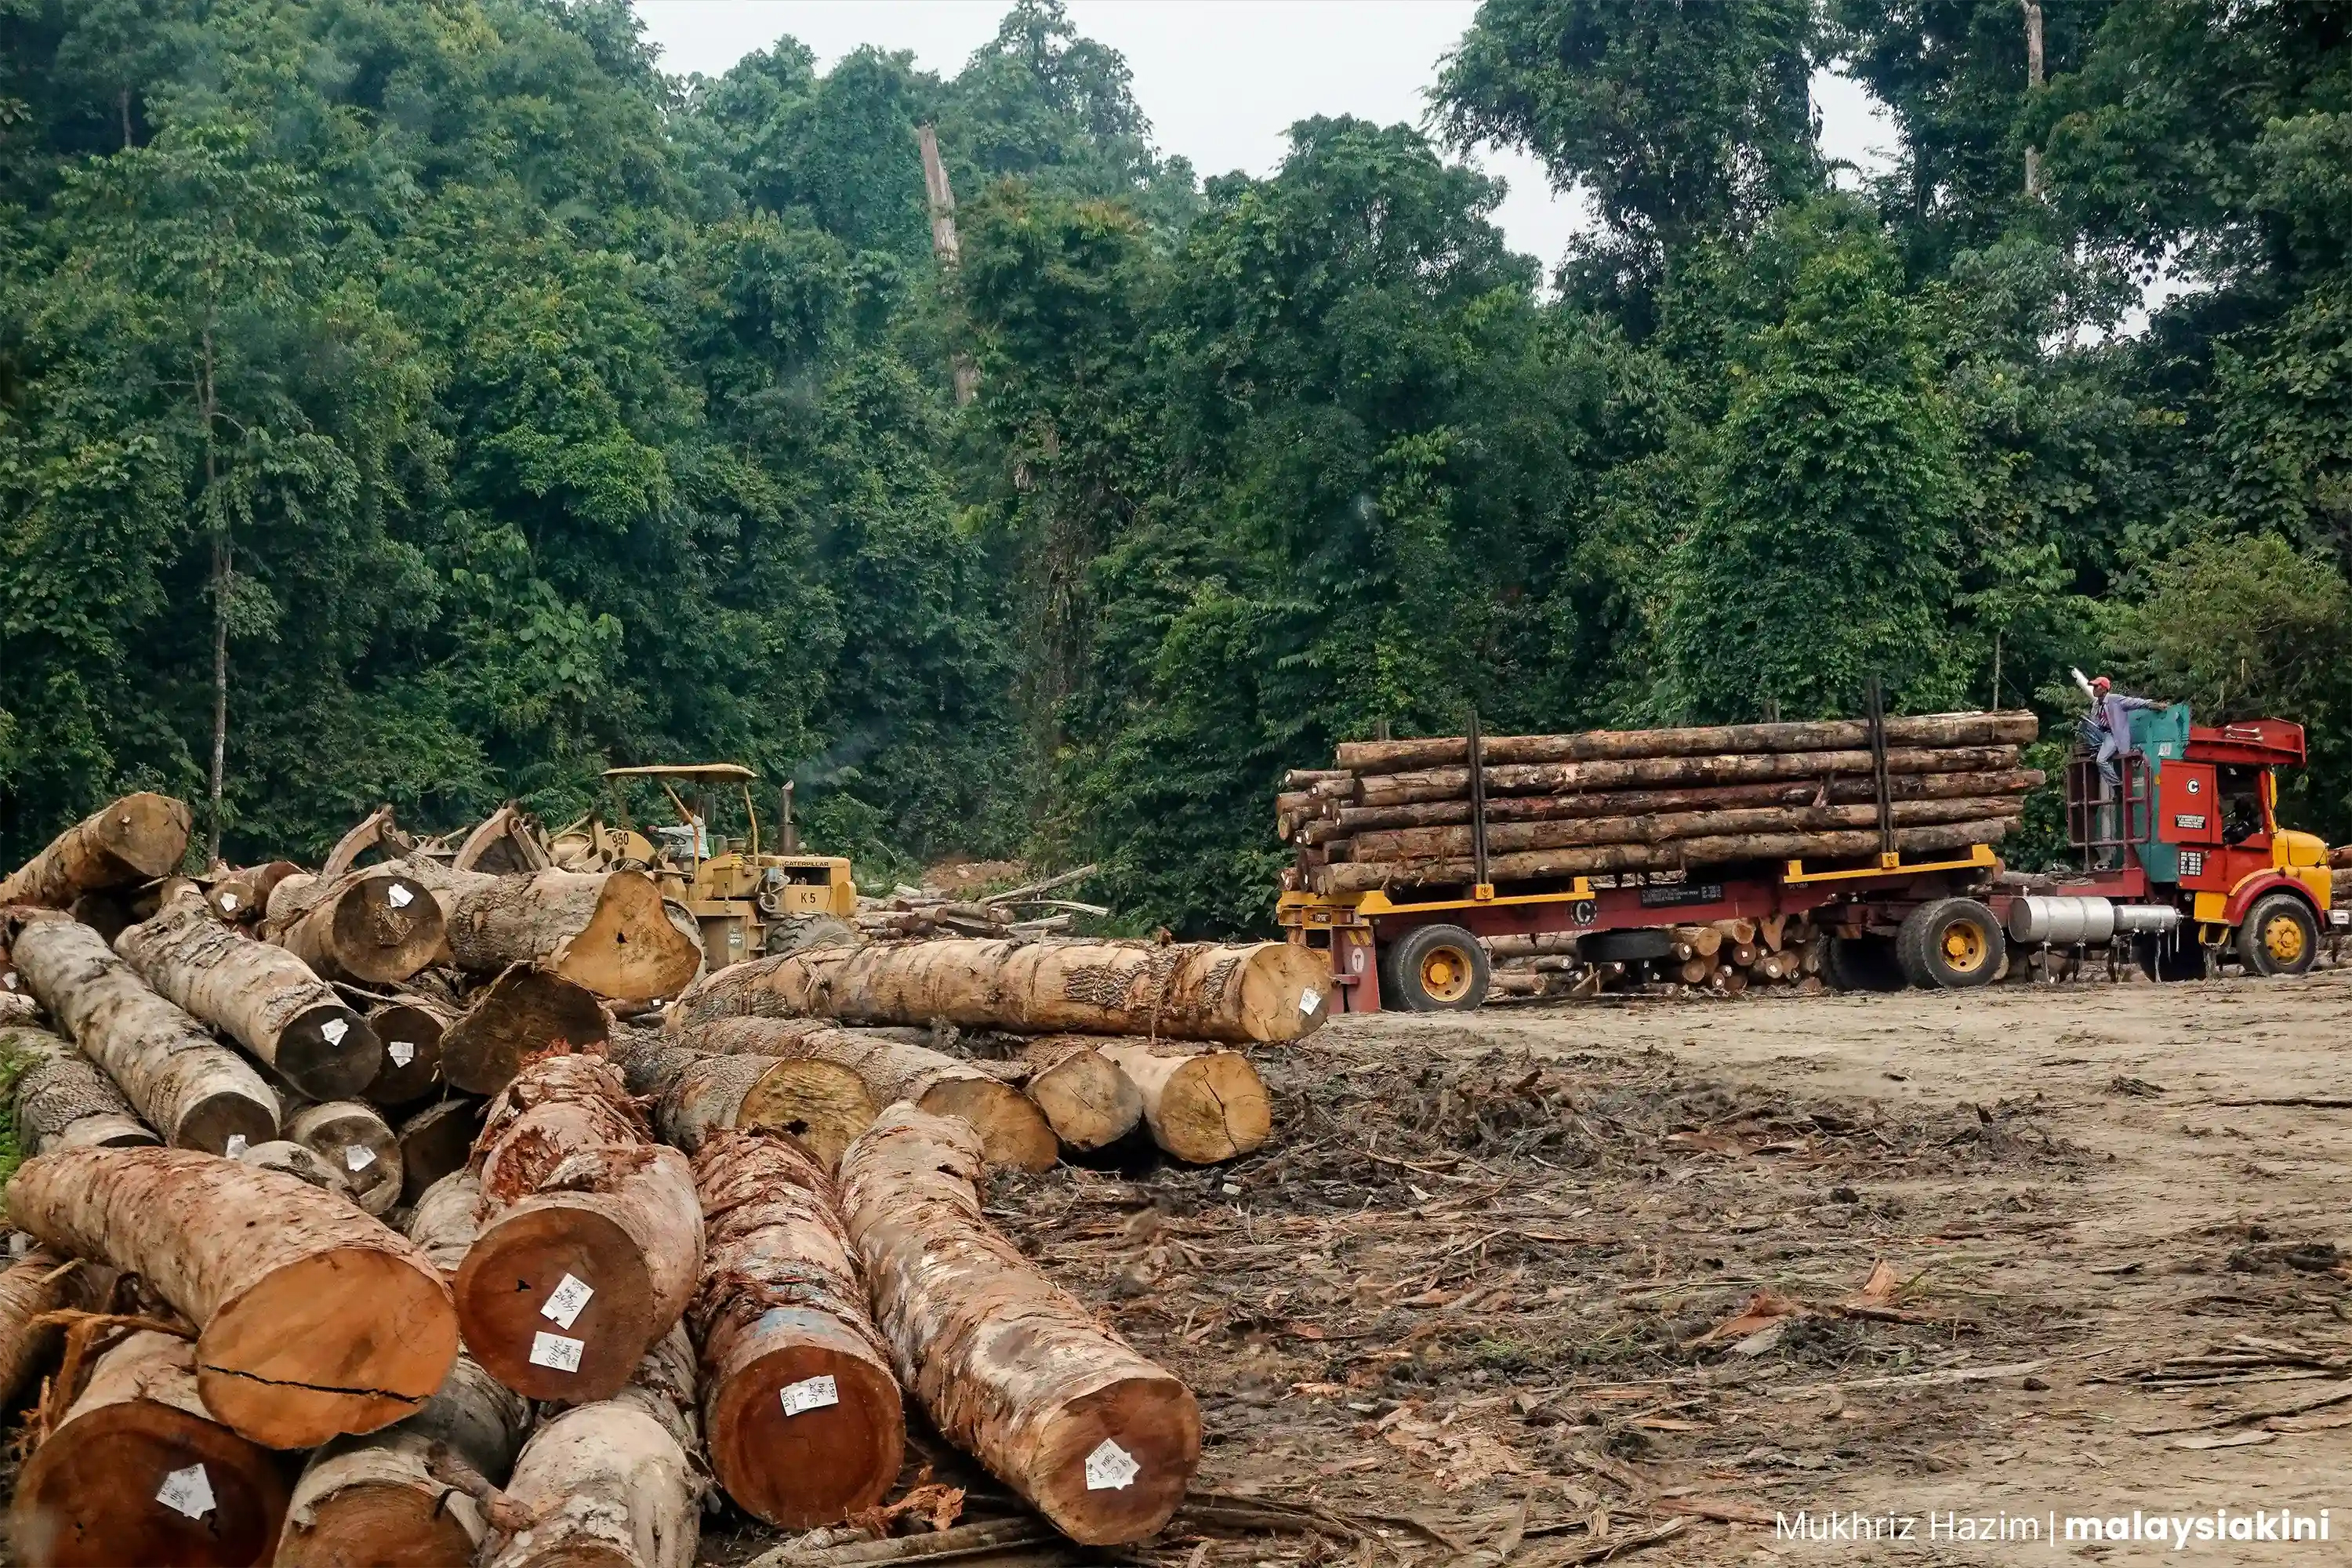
396 1095 485 1206
266 867 445 986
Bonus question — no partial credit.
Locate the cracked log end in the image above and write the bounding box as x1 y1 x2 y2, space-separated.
551 874 702 1001
735 1060 878 1171
1098 1044 1272 1163
917 1078 1059 1173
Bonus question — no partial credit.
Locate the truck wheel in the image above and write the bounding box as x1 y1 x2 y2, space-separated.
1384 924 1490 1012
1897 898 2005 989
2136 934 2205 982
1824 934 1907 992
1584 928 1671 962
2238 894 2318 977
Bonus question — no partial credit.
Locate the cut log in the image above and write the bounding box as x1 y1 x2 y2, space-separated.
362 994 452 1109
692 1131 902 1528
1346 795 2024 863
1334 711 2039 772
656 1051 880 1167
397 1094 486 1205
1327 768 2047 833
1482 931 1585 959
278 1355 532 1568
1712 918 1758 946
4 1022 159 1154
439 964 611 1096
7 913 278 1153
681 1018 1056 1172
1670 924 1723 957
486 1322 698 1568
0 1246 114 1409
285 1100 402 1217
1352 746 2024 808
1727 941 1759 968
454 1050 703 1403
673 938 1331 1044
407 1170 484 1277
267 866 445 986
5 1145 459 1447
235 1138 353 1199
118 889 382 1100
0 793 192 909
10 1329 290 1568
839 1106 1200 1544
439 869 702 1000
204 862 299 925
1009 1037 1143 1152
1095 1042 1270 1163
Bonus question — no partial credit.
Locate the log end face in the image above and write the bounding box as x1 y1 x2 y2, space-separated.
735 1063 878 1171
1240 943 1334 1041
277 1477 482 1568
278 1007 385 1102
331 876 446 986
554 873 702 1001
706 1343 903 1529
1167 1054 1274 1163
12 1397 291 1568
919 1081 1058 1173
453 1202 656 1404
1029 1055 1144 1153
173 1091 281 1158
1026 1374 1202 1545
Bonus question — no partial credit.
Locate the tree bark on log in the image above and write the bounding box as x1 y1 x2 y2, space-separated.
202 861 298 926
397 1095 486 1206
1326 768 2046 833
5 1145 458 1448
438 870 702 1000
235 1139 353 1200
10 1330 290 1568
1007 1037 1143 1153
0 1247 113 1410
407 1171 484 1277
681 1018 1055 1173
266 866 445 986
1313 818 2016 895
657 1052 879 1167
691 1131 902 1528
454 1051 704 1403
672 938 1331 1044
1352 746 2024 808
284 1101 402 1217
1334 711 2038 772
1094 1043 1270 1163
440 964 612 1096
1346 796 2028 864
118 891 382 1101
278 1355 532 1568
8 914 278 1153
363 993 452 1109
838 1105 1199 1544
485 1323 699 1568
0 793 192 909
3 1023 158 1155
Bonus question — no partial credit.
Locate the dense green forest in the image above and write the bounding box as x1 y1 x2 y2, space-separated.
2 0 2347 934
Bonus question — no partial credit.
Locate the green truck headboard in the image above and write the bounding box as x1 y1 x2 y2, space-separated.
2129 704 2192 881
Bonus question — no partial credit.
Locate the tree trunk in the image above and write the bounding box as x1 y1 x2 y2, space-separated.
407 1170 484 1277
117 889 382 1100
284 1101 402 1217
265 866 445 985
235 1138 353 1199
439 963 612 1095
5 1145 458 1448
437 869 702 1000
0 1247 114 1410
10 1330 290 1568
1327 768 2045 833
364 993 452 1109
485 1323 699 1568
673 938 1331 1044
454 1051 703 1403
1670 924 1723 957
278 1355 532 1568
1094 1042 1270 1163
1314 818 2016 895
0 793 191 909
397 1095 486 1206
4 1023 158 1155
1347 795 2027 864
838 1105 1199 1545
7 914 278 1153
691 1131 902 1529
1007 1037 1143 1152
655 1051 879 1168
1352 745 2024 808
202 861 297 926
1334 711 2038 773
1677 956 1713 984
681 1018 1056 1172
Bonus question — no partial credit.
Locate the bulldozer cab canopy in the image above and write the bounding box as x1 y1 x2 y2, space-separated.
601 763 759 782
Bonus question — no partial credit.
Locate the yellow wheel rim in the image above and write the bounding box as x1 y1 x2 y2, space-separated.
1940 919 1988 974
2263 916 2307 965
1419 946 1474 1004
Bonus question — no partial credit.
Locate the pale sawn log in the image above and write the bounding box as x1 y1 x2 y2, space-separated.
266 865 445 986
672 938 1331 1044
10 1330 290 1568
0 793 191 909
235 1139 354 1200
1334 710 2039 772
3 1022 158 1154
1009 1036 1143 1152
1095 1042 1271 1163
692 1131 902 1528
1351 745 2024 808
438 963 611 1096
5 1145 459 1448
6 913 278 1153
454 1050 703 1402
117 889 382 1100
437 869 702 1000
284 1100 403 1216
839 1105 1199 1544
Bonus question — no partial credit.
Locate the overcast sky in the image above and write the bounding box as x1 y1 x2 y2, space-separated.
632 1 1900 273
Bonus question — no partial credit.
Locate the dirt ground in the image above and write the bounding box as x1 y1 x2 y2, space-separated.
844 967 2352 1566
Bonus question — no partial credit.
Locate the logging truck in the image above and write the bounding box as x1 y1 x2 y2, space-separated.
1279 709 2340 1011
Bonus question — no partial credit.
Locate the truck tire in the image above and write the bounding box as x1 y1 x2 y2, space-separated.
1824 934 1907 992
2136 933 2205 982
1896 898 2005 989
1383 924 1490 1012
2238 893 2318 977
1584 928 1671 963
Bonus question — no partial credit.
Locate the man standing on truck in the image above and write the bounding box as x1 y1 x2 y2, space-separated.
2072 669 2165 783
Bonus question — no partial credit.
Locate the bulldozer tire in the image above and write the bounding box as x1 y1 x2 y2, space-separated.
764 914 862 957
2238 893 2318 978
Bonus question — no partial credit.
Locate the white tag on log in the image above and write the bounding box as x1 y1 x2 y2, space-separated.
156 1463 215 1519
387 883 414 909
1084 1439 1139 1491
541 1274 594 1329
224 1134 249 1158
219 892 238 911
1299 987 1322 1015
321 1018 349 1047
345 1144 376 1172
779 1374 839 1417
2 972 15 990
387 1039 416 1066
528 1331 584 1372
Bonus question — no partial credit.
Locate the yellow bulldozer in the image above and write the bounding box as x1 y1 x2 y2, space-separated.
547 764 858 969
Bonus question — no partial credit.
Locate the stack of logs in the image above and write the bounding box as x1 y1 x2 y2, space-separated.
1279 711 2043 895
0 793 1325 1566
1485 915 1830 1001
851 864 1109 941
